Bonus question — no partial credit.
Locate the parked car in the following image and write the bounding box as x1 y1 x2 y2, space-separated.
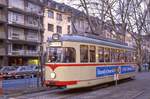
12 65 43 78
0 66 18 79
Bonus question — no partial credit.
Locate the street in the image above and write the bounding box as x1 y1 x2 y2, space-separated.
8 72 150 99
3 78 39 90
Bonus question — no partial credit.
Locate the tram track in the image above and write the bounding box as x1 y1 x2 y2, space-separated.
131 90 145 99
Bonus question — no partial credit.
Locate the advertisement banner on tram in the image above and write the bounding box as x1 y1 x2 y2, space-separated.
96 66 136 77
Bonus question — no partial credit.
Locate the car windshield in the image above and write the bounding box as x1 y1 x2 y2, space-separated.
20 66 34 71
46 47 76 63
2 67 17 72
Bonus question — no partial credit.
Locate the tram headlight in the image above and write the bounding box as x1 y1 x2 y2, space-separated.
50 72 56 79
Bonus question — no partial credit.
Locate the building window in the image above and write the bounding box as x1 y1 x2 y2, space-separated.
27 16 38 27
80 45 88 62
67 17 71 22
12 44 23 51
56 13 62 21
56 26 62 33
8 11 24 24
48 10 54 18
27 45 36 51
67 25 70 34
48 24 54 32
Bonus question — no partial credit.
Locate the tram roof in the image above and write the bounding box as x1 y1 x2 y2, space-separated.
64 35 134 50
49 35 134 50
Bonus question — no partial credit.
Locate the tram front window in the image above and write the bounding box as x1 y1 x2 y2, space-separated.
47 47 76 63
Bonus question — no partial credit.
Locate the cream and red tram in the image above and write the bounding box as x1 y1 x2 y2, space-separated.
45 35 137 89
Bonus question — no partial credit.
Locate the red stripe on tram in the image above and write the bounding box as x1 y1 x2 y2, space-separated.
45 80 77 86
45 63 136 70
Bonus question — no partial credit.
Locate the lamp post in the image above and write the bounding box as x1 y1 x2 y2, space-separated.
37 10 44 87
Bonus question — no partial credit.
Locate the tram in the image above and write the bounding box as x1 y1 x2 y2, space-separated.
44 34 137 89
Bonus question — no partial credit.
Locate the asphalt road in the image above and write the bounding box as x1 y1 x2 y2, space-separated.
8 72 150 99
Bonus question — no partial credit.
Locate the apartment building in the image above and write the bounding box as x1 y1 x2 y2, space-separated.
0 0 45 66
43 1 72 50
0 0 7 66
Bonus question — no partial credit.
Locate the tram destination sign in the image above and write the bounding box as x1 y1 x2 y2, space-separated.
48 41 62 47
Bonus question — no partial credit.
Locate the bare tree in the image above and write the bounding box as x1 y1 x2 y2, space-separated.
68 0 150 70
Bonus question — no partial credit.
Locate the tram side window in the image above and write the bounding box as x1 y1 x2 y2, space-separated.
104 48 111 62
98 47 104 62
125 51 128 62
63 48 76 63
118 50 125 62
125 51 132 62
80 45 88 62
111 49 116 62
90 46 96 62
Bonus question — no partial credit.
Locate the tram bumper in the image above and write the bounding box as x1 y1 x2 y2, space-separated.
45 80 77 87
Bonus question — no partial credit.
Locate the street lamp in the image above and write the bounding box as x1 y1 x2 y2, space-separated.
37 10 44 87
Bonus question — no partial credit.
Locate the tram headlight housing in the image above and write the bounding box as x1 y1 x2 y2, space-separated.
50 72 56 79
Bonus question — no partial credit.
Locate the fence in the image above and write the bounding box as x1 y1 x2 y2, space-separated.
0 75 3 95
2 73 43 95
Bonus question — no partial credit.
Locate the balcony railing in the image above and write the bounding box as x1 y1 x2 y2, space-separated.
9 35 25 40
25 22 39 28
25 7 43 15
8 50 24 56
26 37 40 42
0 47 5 55
8 50 39 56
26 50 39 56
0 0 6 6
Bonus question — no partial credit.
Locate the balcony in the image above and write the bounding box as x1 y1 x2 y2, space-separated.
0 47 5 56
0 0 6 7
